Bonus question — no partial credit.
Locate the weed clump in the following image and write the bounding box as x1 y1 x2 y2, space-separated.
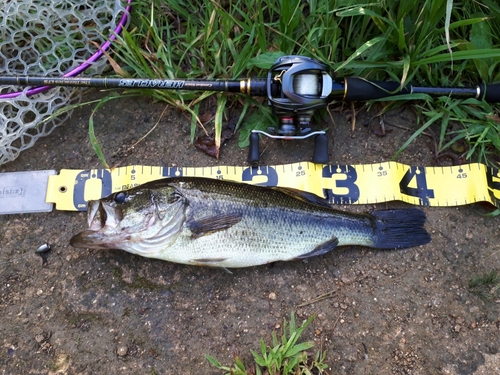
206 313 328 375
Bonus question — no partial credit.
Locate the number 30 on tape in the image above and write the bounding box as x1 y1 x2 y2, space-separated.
46 161 500 211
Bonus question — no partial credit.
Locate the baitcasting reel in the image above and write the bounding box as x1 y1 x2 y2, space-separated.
7 53 497 165
248 55 334 164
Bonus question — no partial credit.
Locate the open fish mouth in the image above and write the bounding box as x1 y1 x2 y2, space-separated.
70 200 132 249
70 194 187 254
86 200 122 232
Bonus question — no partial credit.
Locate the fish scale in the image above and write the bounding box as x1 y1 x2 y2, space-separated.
163 179 373 264
70 177 431 268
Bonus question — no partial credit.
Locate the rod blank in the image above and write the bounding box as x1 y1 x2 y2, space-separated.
0 76 269 97
1 74 499 103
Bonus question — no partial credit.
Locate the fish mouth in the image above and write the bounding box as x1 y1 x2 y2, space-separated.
70 200 128 249
87 199 122 232
69 229 127 249
70 197 186 254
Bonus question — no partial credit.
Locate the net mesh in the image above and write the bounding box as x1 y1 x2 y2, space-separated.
0 0 127 165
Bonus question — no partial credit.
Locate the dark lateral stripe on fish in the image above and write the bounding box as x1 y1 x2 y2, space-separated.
371 208 431 249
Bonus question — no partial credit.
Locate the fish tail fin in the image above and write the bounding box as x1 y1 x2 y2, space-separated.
371 208 431 249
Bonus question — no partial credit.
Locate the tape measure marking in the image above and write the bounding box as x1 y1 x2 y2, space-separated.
45 161 500 211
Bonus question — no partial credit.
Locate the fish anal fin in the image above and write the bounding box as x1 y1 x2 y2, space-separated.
192 257 229 263
191 258 233 274
188 213 242 238
295 237 339 260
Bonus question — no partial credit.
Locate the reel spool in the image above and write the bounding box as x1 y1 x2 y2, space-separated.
248 55 333 164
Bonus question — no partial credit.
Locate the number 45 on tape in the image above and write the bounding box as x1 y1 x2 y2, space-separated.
41 161 500 212
319 162 500 207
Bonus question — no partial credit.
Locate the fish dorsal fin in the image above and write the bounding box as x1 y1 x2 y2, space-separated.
188 213 243 238
271 187 332 208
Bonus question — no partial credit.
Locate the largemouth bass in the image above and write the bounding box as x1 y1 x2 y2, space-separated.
70 177 430 268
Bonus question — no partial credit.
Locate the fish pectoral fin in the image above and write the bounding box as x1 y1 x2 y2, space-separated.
295 237 339 259
271 187 332 208
188 213 242 238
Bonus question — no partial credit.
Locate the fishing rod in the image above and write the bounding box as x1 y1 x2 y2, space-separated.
2 55 499 163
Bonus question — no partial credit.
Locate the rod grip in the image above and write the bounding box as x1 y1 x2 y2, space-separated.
481 83 500 103
343 77 410 101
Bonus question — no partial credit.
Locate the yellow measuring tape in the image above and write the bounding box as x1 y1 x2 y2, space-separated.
46 161 500 211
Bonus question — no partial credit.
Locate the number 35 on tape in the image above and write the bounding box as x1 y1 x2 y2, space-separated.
46 161 500 211
318 162 499 207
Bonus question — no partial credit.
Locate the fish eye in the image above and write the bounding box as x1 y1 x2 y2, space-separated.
114 192 127 204
168 192 182 203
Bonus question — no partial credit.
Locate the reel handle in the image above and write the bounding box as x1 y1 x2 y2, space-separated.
312 134 329 164
248 132 261 165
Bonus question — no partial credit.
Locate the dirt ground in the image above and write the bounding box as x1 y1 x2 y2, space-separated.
1 89 499 375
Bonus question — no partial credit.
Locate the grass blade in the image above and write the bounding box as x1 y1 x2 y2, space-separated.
214 94 227 158
334 36 385 72
88 94 135 168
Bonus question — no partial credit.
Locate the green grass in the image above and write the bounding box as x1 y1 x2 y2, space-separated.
469 269 500 300
206 313 328 375
101 0 500 165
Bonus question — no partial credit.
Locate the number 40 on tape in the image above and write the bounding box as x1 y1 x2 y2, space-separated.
47 162 500 211
320 162 500 208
